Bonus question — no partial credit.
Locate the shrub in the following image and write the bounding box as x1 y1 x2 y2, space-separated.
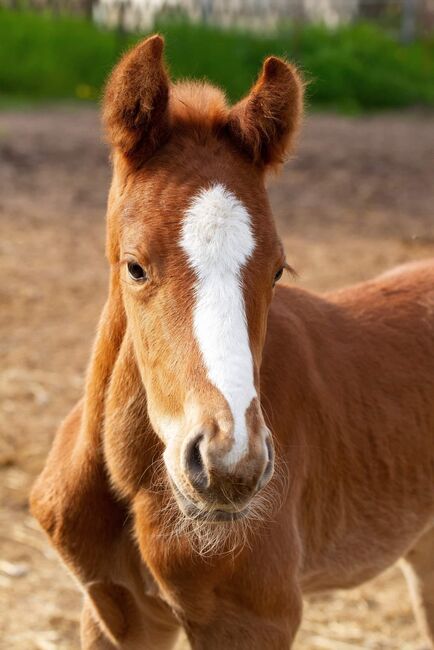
0 9 433 111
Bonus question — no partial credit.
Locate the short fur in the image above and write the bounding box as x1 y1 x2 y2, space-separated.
180 184 257 466
31 36 434 649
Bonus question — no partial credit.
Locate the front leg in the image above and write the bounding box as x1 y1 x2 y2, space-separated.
184 590 302 650
81 601 117 650
81 583 180 650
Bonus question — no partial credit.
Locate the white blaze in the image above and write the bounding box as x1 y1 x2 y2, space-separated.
180 184 257 465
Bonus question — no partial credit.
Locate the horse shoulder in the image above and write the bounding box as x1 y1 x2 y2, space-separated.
29 399 126 583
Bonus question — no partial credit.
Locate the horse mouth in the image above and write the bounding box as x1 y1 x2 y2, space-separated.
191 507 248 523
169 479 248 523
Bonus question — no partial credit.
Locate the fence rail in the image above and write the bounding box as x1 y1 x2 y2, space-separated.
1 0 433 39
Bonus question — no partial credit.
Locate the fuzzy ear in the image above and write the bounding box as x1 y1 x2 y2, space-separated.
226 56 303 168
103 35 170 163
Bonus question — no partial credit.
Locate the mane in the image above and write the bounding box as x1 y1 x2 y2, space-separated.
169 81 230 135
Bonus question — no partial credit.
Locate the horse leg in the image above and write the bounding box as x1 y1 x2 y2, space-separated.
401 526 434 649
81 582 180 650
81 601 117 650
184 589 302 650
186 613 301 650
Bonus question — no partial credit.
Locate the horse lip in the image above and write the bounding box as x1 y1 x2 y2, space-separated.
204 508 247 522
185 503 248 523
169 477 248 522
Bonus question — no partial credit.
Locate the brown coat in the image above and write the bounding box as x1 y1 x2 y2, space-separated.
30 36 434 649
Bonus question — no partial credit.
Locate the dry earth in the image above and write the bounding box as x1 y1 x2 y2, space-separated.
0 106 433 650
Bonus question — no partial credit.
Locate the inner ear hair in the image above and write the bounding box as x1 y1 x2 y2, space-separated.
102 35 171 165
226 56 304 170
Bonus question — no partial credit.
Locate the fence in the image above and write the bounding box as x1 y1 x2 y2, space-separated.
1 0 433 40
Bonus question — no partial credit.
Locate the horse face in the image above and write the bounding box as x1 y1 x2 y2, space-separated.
119 159 283 518
104 36 303 520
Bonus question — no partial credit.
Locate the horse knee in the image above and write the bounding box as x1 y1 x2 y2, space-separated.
82 581 180 650
81 600 119 649
401 528 434 647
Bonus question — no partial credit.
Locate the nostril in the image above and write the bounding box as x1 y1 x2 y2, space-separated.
265 436 274 465
184 434 209 491
259 436 275 490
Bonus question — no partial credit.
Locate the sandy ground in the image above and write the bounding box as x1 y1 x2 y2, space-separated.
0 106 433 650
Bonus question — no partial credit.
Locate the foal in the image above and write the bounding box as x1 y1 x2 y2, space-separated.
31 36 434 649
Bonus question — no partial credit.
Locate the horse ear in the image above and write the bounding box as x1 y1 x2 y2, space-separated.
226 56 303 169
103 34 171 163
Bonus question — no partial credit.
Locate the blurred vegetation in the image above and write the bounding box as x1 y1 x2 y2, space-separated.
1 8 433 111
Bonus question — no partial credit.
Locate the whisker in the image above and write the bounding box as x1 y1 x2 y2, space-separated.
148 447 293 558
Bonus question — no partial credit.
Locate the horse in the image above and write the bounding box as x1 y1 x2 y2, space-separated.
30 35 434 649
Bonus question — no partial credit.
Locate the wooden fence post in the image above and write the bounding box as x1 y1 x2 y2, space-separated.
401 0 417 43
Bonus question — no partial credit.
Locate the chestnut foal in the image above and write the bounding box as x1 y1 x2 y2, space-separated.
31 36 434 649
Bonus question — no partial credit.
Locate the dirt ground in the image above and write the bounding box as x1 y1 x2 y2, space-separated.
0 106 433 650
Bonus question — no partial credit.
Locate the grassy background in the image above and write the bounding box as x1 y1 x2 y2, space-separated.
1 9 434 111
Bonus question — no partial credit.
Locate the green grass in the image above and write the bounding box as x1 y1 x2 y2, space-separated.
1 9 433 111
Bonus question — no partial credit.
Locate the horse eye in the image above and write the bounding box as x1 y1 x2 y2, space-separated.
273 268 284 285
128 262 147 281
